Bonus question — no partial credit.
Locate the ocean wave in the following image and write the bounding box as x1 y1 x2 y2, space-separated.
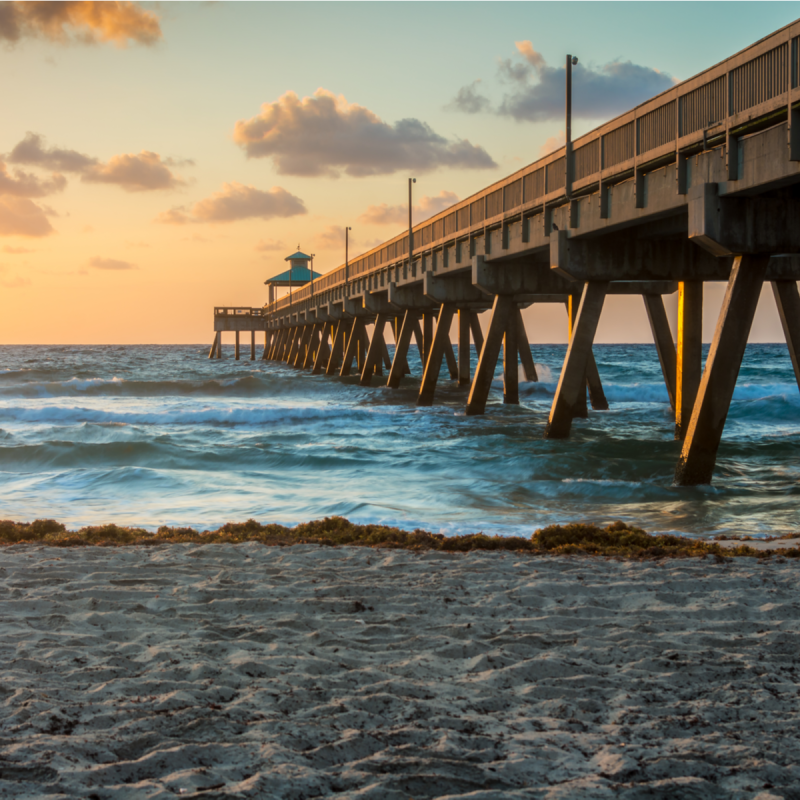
0 374 279 399
0 402 374 427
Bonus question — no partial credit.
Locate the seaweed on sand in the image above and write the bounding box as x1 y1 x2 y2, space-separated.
0 517 797 558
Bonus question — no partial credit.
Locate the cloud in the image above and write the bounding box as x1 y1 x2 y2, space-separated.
9 132 97 172
0 160 66 197
233 88 497 177
2 245 33 253
89 256 136 270
82 151 185 191
449 41 674 124
498 41 675 122
255 238 286 253
445 80 491 114
0 196 54 237
358 190 460 226
0 1 161 47
8 133 187 192
0 272 31 288
156 182 307 225
539 130 565 157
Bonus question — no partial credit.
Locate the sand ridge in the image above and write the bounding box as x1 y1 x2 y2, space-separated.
0 543 798 798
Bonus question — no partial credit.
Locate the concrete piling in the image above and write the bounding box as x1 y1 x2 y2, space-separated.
458 310 471 385
235 331 240 361
417 304 455 406
388 311 415 389
675 255 770 486
643 294 677 412
503 305 519 405
545 282 608 438
675 281 703 440
466 295 513 416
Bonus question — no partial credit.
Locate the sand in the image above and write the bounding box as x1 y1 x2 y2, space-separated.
1 544 798 799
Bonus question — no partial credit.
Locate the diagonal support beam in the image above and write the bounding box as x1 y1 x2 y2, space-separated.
312 323 332 374
469 312 484 354
388 311 415 389
417 304 456 406
772 280 800 392
466 295 514 416
515 307 538 382
675 281 703 440
303 323 321 369
545 282 608 438
326 320 350 376
412 318 426 366
293 325 312 367
340 318 366 376
675 255 770 485
643 294 677 412
360 314 390 386
458 310 471 385
444 339 458 380
503 305 519 404
208 332 219 359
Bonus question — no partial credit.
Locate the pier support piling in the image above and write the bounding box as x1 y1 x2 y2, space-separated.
545 282 608 438
303 324 321 369
674 255 770 485
250 331 255 361
417 304 455 406
458 310 471 385
388 311 415 389
340 318 366 377
208 332 219 359
567 297 588 418
515 307 538 382
643 294 677 411
503 304 519 404
675 281 703 440
312 323 332 374
235 331 240 361
326 320 350 376
293 326 312 368
360 314 390 386
771 280 800 393
466 295 514 416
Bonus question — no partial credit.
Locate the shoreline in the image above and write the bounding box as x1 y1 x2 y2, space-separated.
2 516 799 558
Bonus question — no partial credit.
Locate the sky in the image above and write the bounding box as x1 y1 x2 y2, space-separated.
0 1 798 345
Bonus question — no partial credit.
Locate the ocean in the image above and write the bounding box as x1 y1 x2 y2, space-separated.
1 342 798 539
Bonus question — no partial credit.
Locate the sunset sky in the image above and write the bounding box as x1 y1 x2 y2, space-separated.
0 1 798 345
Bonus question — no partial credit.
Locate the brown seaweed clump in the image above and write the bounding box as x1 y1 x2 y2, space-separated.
0 516 797 559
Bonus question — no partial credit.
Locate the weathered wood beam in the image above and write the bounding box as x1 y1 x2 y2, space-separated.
515 307 538 382
360 314 390 387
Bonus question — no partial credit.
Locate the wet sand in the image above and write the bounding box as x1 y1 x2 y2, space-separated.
1 543 798 798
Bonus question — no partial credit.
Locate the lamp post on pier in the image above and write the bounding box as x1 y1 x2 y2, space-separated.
408 177 416 266
565 54 578 199
345 227 352 290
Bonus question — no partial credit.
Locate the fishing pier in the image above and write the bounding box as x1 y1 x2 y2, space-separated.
211 20 800 486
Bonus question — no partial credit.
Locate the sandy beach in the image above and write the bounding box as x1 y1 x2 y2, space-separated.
1 543 798 799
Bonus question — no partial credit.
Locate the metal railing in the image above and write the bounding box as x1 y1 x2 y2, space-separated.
215 307 265 317
269 19 800 315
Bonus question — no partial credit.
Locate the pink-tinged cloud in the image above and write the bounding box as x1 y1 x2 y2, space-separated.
0 2 161 47
0 196 54 237
82 152 184 192
157 182 307 225
89 256 136 270
255 238 287 253
358 190 460 226
233 88 497 177
539 130 565 157
8 133 187 192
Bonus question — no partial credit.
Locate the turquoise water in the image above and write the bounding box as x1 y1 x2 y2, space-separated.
0 343 798 538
